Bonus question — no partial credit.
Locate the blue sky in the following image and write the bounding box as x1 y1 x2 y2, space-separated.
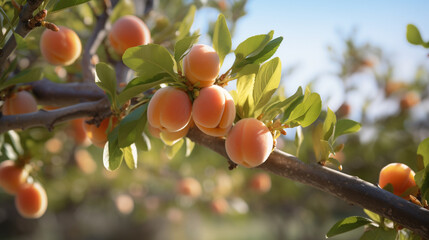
194 0 429 114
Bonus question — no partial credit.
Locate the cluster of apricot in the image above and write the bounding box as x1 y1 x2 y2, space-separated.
0 160 48 218
378 162 418 200
147 44 274 168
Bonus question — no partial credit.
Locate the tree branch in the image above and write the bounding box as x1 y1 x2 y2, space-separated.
0 0 45 72
186 127 429 239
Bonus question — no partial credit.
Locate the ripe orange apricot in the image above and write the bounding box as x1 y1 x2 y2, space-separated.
71 118 88 145
192 85 236 137
183 44 220 87
108 15 151 55
40 26 82 66
148 120 192 146
400 92 420 110
225 118 273 168
2 91 38 115
249 172 271 193
147 87 192 133
0 160 28 195
15 182 48 219
83 117 118 148
379 163 417 199
177 177 202 198
210 198 229 214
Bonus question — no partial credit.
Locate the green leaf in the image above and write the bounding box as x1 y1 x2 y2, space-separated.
7 131 23 156
185 138 195 157
123 44 176 79
360 227 396 240
326 216 373 238
294 126 303 157
213 14 231 65
406 24 429 48
14 33 27 50
122 144 138 169
415 165 429 202
334 119 361 139
327 157 342 171
253 57 281 115
323 108 337 141
136 132 151 152
118 73 173 105
382 183 394 193
417 137 429 168
95 63 117 105
174 35 199 64
236 37 283 69
117 104 147 148
177 5 196 40
312 124 331 162
51 0 92 12
235 74 255 118
287 92 322 127
103 127 124 171
166 139 184 159
363 209 381 223
234 31 273 61
0 68 43 89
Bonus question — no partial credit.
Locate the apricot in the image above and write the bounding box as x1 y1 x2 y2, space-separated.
2 91 38 115
192 85 235 137
108 15 151 55
250 172 271 193
148 120 192 146
183 44 220 87
210 198 229 214
0 160 28 195
147 87 192 132
176 177 202 198
83 117 118 148
400 92 420 110
15 182 48 219
225 118 273 168
40 26 82 66
71 118 88 145
379 163 417 199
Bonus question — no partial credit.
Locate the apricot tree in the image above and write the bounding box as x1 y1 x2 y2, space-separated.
0 0 428 239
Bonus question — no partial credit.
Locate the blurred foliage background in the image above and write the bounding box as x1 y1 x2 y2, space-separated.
0 0 428 239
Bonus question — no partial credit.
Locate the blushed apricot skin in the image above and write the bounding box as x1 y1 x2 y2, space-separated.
147 87 192 133
83 117 118 148
379 163 417 200
250 172 271 193
192 85 235 137
15 182 48 219
40 26 82 66
225 118 273 168
71 118 87 145
183 44 220 87
0 160 28 195
177 177 202 198
109 15 151 55
2 91 38 115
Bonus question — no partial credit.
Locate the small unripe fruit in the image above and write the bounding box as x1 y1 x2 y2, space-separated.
109 15 151 55
147 87 192 132
15 182 48 219
40 26 82 66
379 163 417 199
83 117 118 148
177 177 202 198
183 44 220 87
192 85 235 137
249 173 271 193
0 160 28 195
225 118 273 168
2 91 38 115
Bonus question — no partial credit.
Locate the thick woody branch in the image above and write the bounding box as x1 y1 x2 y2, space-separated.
81 0 120 82
186 127 429 239
0 0 45 71
0 98 110 133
